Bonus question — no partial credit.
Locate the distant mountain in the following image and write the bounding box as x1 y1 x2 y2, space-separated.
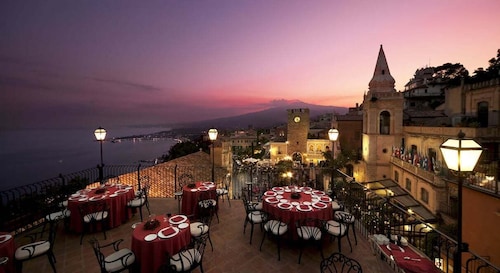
174 101 348 131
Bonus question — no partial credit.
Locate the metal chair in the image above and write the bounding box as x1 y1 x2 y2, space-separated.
334 211 357 245
259 215 288 261
322 216 352 253
320 252 363 273
216 177 231 207
126 185 151 222
14 220 59 273
296 218 324 264
89 238 136 273
78 201 109 245
167 234 208 273
174 174 193 214
242 194 266 244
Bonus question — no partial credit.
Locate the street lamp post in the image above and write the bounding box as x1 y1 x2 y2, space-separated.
440 130 482 273
328 128 339 195
208 128 218 182
94 127 107 183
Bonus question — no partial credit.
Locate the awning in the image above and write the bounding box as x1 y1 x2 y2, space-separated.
361 179 436 223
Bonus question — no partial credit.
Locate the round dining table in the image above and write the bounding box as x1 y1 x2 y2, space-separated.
67 184 136 233
181 181 217 217
262 186 333 239
131 214 191 273
0 232 15 273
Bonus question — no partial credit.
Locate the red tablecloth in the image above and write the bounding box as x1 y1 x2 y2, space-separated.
262 187 333 238
131 215 191 273
181 182 217 217
67 185 135 232
380 243 441 273
0 232 15 273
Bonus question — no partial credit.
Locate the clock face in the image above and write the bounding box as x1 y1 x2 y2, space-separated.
294 116 301 123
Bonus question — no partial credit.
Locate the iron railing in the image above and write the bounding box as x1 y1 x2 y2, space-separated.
332 170 500 273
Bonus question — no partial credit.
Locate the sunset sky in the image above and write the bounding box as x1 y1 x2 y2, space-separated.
1 0 500 130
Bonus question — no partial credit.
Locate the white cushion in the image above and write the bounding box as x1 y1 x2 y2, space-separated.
104 248 135 272
59 200 68 207
84 211 108 222
127 197 145 207
297 226 322 240
331 201 341 210
45 209 70 221
15 241 50 260
190 222 209 237
216 189 228 195
264 220 288 235
198 199 216 208
170 248 201 272
325 220 346 236
248 211 265 223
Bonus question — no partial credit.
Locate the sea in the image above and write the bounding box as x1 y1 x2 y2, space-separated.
0 127 176 190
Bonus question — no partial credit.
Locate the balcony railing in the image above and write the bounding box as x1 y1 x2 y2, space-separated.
332 170 500 273
2 162 499 272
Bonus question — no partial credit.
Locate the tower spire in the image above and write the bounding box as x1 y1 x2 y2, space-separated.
368 44 396 93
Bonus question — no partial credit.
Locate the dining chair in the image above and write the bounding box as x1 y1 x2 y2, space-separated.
216 178 231 207
126 185 151 222
198 191 219 223
190 203 215 251
319 252 363 273
259 215 288 261
41 197 71 236
167 234 208 273
89 237 136 273
14 220 59 273
322 216 352 253
242 195 266 244
296 218 324 264
174 174 193 214
334 211 357 245
78 201 109 245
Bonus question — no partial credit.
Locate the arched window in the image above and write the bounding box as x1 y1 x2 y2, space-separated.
477 101 488 127
380 111 391 135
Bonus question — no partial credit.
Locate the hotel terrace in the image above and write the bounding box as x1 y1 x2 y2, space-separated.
1 46 499 273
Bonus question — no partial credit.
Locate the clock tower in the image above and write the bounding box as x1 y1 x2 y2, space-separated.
287 108 309 162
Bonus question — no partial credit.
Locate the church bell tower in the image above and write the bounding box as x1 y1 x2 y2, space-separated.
361 45 403 181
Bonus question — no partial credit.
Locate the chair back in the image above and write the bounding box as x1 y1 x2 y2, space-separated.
296 218 322 241
242 195 259 213
320 252 363 273
78 201 108 223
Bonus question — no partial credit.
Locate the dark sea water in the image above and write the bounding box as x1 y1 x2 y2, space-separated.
0 127 175 190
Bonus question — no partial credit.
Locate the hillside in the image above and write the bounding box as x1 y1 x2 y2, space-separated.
173 101 348 131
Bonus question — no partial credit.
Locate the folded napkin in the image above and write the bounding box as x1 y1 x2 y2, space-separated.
299 205 310 210
162 227 175 236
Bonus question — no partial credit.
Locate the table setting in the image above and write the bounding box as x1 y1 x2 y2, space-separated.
131 214 191 273
67 184 135 232
262 186 333 238
181 181 217 217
